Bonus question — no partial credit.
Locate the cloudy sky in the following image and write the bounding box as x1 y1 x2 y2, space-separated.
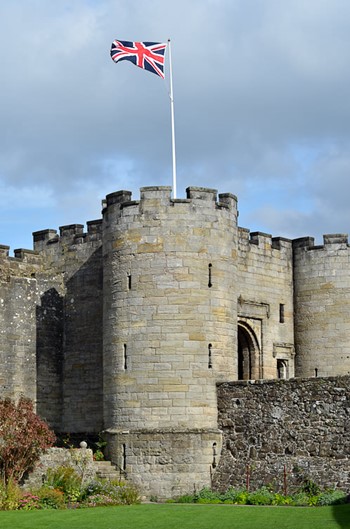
1 0 350 251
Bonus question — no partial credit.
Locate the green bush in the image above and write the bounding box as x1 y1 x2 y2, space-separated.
46 466 82 502
93 450 105 461
247 487 275 505
0 479 22 510
220 487 249 504
84 494 120 507
36 486 66 509
117 482 141 505
196 497 222 504
317 490 348 506
292 492 312 506
272 493 294 506
177 494 196 503
174 484 348 507
82 478 140 506
301 479 321 496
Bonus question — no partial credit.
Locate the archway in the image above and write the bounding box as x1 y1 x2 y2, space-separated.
237 322 260 380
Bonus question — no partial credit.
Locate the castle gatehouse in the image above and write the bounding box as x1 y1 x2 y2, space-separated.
1 186 349 497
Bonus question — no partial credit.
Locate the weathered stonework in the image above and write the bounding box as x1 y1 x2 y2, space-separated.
293 235 350 378
213 376 350 492
23 447 96 490
104 428 222 499
1 186 350 497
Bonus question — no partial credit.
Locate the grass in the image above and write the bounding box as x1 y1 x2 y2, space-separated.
0 503 349 529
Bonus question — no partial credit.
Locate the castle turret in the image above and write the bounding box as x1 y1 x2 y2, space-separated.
102 186 238 497
293 234 350 378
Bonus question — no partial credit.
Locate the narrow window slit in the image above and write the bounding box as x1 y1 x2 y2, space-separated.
208 343 213 368
122 443 127 471
212 442 217 468
123 344 127 370
279 303 285 323
208 263 212 288
127 274 132 290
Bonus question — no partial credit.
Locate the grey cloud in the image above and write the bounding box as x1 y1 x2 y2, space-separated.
1 0 350 249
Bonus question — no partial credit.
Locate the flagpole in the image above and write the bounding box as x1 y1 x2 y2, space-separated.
168 39 177 199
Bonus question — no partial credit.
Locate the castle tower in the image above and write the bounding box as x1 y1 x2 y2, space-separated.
102 186 238 498
293 234 350 378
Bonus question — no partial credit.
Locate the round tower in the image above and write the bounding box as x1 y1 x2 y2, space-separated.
293 234 350 378
102 186 238 498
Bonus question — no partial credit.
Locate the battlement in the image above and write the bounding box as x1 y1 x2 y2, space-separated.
238 227 292 253
104 186 238 216
0 245 10 257
33 220 103 252
0 244 41 263
293 233 349 251
0 243 43 281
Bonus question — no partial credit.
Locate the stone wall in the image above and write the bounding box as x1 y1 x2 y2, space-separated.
23 447 95 490
0 222 104 434
293 235 350 378
213 376 350 492
33 222 104 433
237 229 294 379
0 248 43 403
104 428 222 499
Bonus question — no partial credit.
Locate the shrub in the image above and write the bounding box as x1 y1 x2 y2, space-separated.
195 487 219 501
18 492 41 511
177 494 196 503
272 493 294 506
84 494 119 507
0 397 55 484
45 466 82 502
301 479 321 496
247 487 275 506
82 478 140 506
0 478 22 510
292 492 312 506
220 487 249 504
317 490 348 506
93 450 105 461
117 482 141 505
231 490 250 505
36 486 66 509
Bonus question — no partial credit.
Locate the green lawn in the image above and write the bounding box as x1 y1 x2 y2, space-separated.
0 503 349 529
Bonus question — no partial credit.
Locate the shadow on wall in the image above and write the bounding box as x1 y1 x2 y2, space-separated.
36 247 104 434
62 247 104 433
36 287 63 429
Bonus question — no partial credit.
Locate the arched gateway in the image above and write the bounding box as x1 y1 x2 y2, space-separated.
237 322 260 380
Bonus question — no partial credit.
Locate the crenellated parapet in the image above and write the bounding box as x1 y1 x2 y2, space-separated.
104 186 237 218
238 228 292 254
0 243 43 282
33 220 103 253
293 233 349 252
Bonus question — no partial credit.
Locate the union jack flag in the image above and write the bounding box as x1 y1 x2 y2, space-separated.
110 39 167 79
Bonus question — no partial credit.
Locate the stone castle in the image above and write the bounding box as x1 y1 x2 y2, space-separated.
1 186 350 497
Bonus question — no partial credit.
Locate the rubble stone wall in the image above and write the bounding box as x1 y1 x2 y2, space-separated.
213 375 350 492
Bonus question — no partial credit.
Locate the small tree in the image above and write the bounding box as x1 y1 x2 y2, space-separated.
0 397 55 484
